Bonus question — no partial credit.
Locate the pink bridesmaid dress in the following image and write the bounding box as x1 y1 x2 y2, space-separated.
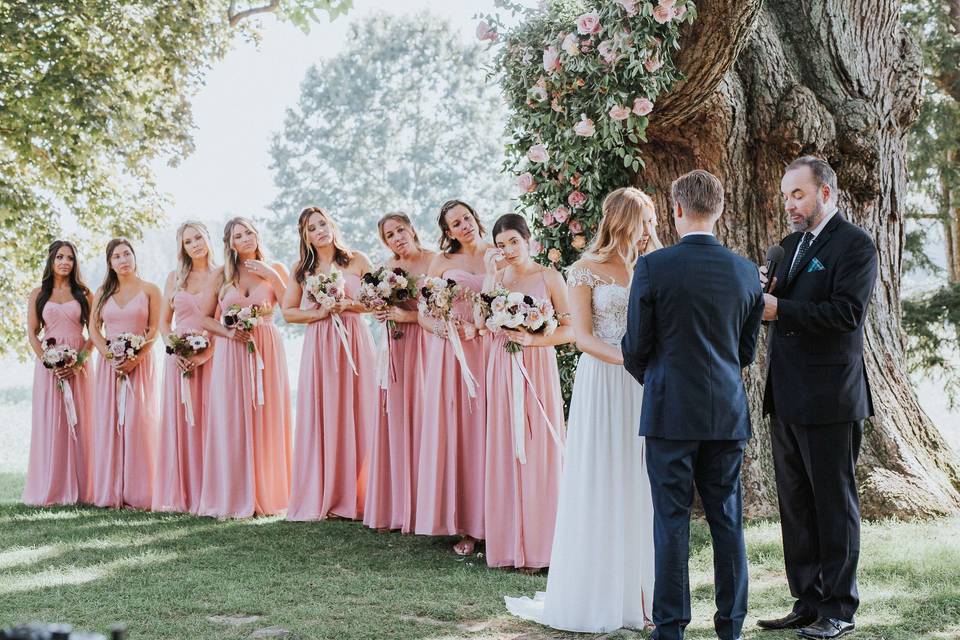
152 290 212 513
22 300 94 506
197 281 292 518
414 269 488 540
484 275 565 568
288 273 377 521
363 295 428 532
91 291 159 509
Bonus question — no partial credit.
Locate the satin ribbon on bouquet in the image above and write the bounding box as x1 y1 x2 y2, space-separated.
58 380 79 440
446 318 478 398
248 345 265 408
510 351 564 464
116 373 133 435
330 312 358 376
181 373 195 426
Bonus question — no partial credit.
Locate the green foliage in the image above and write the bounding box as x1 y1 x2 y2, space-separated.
903 283 960 401
0 0 348 357
265 12 512 264
481 0 694 402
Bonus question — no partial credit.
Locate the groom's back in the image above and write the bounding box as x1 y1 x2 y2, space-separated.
638 238 763 440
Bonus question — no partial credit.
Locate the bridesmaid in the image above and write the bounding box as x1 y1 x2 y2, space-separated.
482 214 572 570
196 217 292 518
23 240 95 506
152 222 218 513
90 239 162 510
415 199 495 555
363 213 436 533
283 206 377 521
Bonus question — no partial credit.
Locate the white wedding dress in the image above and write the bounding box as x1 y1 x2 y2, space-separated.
505 265 655 633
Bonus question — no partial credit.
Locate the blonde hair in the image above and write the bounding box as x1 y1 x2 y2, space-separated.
583 187 660 270
221 217 265 297
174 221 216 292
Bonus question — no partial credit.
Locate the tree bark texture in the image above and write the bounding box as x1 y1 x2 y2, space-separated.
638 0 960 517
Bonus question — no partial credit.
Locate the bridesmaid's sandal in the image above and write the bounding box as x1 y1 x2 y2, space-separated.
453 537 476 556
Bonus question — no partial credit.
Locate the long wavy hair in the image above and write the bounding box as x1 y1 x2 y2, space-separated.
35 240 91 332
294 206 353 284
437 199 486 255
582 187 661 271
221 217 265 297
96 238 137 319
377 211 422 260
174 221 217 292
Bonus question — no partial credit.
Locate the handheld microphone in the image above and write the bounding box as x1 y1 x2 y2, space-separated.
764 245 785 293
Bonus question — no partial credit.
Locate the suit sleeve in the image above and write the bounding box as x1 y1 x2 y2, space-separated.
739 279 764 367
621 256 654 385
776 233 878 335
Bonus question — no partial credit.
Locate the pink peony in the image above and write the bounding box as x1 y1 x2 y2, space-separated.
653 4 673 24
552 206 570 223
528 144 549 163
609 105 631 121
517 172 537 193
569 219 584 234
476 21 498 42
575 11 601 35
633 97 654 116
573 114 596 137
542 46 561 73
673 4 687 18
614 0 639 15
644 56 664 73
562 32 580 57
659 0 677 8
542 210 556 226
568 190 587 208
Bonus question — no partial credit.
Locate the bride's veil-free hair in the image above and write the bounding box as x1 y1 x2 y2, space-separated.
581 187 660 271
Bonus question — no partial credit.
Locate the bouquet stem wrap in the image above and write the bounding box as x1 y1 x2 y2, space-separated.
510 351 564 464
60 381 78 440
116 374 133 435
447 319 477 398
181 374 195 427
331 313 358 376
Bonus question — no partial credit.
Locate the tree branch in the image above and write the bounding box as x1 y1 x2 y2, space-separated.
228 0 281 27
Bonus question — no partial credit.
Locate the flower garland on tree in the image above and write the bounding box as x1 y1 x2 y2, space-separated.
479 0 695 403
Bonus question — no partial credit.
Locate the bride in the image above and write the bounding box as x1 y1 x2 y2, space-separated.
506 186 662 632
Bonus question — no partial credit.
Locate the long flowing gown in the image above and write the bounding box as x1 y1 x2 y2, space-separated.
91 291 159 509
484 275 565 568
288 273 378 521
414 269 487 540
197 281 292 518
22 300 94 506
363 295 429 532
505 266 655 632
152 290 212 513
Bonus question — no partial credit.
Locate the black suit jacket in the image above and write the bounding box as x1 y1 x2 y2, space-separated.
762 213 878 424
622 235 764 440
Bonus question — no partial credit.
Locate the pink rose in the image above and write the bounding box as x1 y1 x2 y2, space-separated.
659 0 677 8
542 210 556 226
547 248 562 263
567 191 587 208
542 46 561 73
598 39 617 64
569 219 584 234
551 97 564 113
614 0 639 15
529 238 542 255
633 97 654 116
644 56 664 73
609 105 631 121
476 21 497 42
528 144 549 163
552 206 570 223
653 4 673 24
562 32 580 56
673 4 687 18
517 172 537 193
575 11 601 35
571 235 587 250
573 114 596 137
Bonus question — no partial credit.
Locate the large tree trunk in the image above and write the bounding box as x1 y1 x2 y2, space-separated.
638 0 960 517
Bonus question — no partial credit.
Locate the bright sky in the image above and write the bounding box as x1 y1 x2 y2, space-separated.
150 0 502 227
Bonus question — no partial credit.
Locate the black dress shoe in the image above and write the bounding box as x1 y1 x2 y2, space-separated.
757 610 817 630
796 618 855 639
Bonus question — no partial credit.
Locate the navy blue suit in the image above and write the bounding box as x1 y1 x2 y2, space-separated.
622 234 764 640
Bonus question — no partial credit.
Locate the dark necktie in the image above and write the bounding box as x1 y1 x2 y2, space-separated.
788 232 814 283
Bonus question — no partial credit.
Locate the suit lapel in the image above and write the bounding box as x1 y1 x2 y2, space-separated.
773 233 801 295
784 214 844 291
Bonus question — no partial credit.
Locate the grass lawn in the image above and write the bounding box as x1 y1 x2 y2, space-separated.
0 472 957 640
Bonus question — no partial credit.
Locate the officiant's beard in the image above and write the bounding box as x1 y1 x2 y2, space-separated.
788 198 825 233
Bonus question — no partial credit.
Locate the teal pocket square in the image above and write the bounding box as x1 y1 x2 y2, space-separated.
807 257 826 272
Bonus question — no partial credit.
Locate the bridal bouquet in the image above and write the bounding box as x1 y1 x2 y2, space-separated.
303 269 345 309
359 266 417 338
478 286 559 353
165 330 211 378
41 338 87 435
222 304 264 353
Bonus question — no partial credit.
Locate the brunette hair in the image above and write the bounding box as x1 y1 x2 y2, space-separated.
96 238 137 319
221 217 265 296
437 199 486 255
492 213 531 241
293 206 354 284
35 240 91 331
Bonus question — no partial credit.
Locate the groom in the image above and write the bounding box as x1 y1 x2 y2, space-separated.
623 170 764 640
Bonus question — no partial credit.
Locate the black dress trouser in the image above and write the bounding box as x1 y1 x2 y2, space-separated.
771 415 862 622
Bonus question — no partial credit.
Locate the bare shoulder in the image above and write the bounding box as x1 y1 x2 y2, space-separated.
27 287 40 304
143 280 163 299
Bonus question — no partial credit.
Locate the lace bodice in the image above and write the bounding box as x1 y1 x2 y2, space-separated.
567 266 629 346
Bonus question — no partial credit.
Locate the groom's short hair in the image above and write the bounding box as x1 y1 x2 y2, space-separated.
671 170 724 219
